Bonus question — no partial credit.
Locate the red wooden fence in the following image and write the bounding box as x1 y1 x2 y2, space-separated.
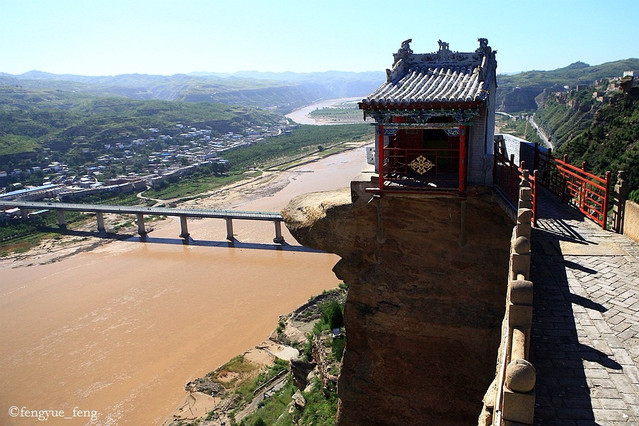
493 138 614 230
534 146 611 230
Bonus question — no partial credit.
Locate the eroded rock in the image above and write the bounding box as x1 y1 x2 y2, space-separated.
283 185 512 425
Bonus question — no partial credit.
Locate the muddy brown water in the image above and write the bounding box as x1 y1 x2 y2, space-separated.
0 147 368 425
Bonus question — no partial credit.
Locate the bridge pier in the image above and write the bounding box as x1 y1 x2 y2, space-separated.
96 212 106 234
273 220 285 244
179 216 189 239
20 208 28 219
57 210 67 229
136 214 146 236
226 218 234 240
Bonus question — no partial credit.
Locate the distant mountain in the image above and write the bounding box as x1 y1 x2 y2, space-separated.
0 70 385 113
496 58 639 112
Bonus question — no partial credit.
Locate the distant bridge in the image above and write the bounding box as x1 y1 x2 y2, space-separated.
0 200 286 243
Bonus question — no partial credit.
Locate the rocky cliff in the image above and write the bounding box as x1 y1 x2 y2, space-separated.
282 181 513 424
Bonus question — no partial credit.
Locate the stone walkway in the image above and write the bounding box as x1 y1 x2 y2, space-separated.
531 188 639 425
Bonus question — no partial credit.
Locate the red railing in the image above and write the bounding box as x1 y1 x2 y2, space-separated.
501 141 612 230
382 146 460 190
551 156 611 229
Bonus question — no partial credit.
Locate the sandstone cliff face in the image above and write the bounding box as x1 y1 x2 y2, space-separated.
283 184 513 424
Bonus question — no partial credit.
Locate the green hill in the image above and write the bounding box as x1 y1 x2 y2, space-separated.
0 70 384 113
496 58 639 112
552 91 639 196
0 86 283 169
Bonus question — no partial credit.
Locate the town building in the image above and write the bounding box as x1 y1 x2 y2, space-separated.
359 38 498 194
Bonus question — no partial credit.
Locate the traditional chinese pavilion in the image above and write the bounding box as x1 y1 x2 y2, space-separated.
360 38 497 195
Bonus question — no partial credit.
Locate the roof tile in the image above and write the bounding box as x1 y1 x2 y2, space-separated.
361 39 496 108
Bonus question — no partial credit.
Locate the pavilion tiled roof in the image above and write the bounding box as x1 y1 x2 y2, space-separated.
361 39 496 109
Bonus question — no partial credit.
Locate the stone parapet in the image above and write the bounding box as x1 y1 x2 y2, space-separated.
479 171 536 426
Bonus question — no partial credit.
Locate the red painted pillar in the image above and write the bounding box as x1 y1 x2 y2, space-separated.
378 124 385 190
459 125 467 194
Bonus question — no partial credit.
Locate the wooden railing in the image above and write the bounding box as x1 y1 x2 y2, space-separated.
382 146 460 190
536 148 611 230
497 139 620 231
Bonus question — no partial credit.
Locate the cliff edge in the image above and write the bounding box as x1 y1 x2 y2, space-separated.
282 181 513 424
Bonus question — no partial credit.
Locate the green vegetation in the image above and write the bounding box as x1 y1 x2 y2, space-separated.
223 124 372 171
531 82 639 195
79 191 149 206
239 375 339 426
0 70 381 113
496 58 639 112
498 116 544 145
308 100 363 122
534 86 604 148
0 210 89 257
497 59 639 199
235 291 346 426
140 124 372 201
0 85 282 172
240 380 297 426
298 378 340 425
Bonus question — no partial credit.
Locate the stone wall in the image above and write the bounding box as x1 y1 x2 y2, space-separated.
468 104 495 187
282 178 512 424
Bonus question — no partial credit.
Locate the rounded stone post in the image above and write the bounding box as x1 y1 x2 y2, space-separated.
510 236 530 280
502 358 536 424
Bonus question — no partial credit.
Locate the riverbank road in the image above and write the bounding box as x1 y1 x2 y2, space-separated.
531 188 639 424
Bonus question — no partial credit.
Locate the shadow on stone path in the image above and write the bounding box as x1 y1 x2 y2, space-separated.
531 188 639 425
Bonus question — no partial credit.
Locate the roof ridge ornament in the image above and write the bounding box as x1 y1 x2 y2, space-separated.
387 38 413 83
477 38 489 54
399 39 413 56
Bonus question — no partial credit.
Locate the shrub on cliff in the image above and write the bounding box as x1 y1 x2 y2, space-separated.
320 300 344 330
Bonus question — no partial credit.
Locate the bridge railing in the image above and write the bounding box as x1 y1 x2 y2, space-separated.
0 201 286 244
479 172 536 426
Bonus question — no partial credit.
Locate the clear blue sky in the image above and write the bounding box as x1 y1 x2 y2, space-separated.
1 0 637 76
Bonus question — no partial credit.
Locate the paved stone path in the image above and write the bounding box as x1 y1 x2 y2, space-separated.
531 188 639 425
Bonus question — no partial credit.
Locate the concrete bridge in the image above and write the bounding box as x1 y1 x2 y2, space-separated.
0 200 286 243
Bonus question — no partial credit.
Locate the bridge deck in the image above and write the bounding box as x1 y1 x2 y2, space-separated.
0 201 283 221
531 188 639 424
